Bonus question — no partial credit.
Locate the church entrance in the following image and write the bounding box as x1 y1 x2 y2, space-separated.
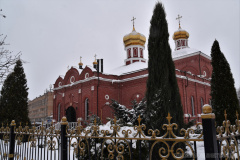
66 106 76 122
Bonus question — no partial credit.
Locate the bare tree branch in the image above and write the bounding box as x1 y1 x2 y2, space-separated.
0 34 21 84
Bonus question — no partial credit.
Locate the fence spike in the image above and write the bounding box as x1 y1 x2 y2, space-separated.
224 110 227 122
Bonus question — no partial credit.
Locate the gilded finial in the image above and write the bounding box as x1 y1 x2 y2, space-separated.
94 118 97 125
61 116 68 125
224 110 227 122
131 17 136 31
166 113 172 124
77 118 81 125
202 104 212 114
236 111 239 120
10 120 16 126
113 116 117 125
176 14 182 29
137 115 141 126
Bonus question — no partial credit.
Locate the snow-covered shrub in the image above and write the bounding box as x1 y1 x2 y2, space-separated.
110 98 147 125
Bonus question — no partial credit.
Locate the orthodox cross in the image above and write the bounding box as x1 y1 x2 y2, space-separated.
131 17 136 29
176 14 182 28
94 54 97 61
80 56 82 63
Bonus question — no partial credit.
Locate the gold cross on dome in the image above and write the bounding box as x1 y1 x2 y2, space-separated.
131 17 136 31
176 14 182 29
80 56 82 63
94 54 97 61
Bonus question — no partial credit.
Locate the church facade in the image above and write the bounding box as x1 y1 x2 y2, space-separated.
53 23 212 123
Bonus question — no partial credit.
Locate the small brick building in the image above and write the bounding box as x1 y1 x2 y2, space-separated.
53 25 212 123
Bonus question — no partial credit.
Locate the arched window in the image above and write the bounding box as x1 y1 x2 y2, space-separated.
181 40 185 46
177 40 180 47
127 48 131 58
140 48 143 58
200 98 204 113
58 103 61 122
133 47 138 57
85 98 89 120
191 96 195 116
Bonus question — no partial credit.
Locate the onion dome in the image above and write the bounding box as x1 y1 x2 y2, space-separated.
78 62 83 66
78 57 83 69
173 28 189 40
93 54 98 65
123 27 146 47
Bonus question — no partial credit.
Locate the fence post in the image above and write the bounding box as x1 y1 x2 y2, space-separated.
61 116 68 160
8 120 16 160
201 104 219 160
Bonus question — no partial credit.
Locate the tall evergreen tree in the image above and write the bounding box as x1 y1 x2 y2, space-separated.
145 2 184 130
0 60 30 125
210 40 240 126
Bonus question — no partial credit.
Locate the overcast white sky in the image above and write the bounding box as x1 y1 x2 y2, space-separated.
1 0 239 100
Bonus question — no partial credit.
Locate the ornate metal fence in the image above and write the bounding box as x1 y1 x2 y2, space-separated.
0 105 240 160
0 121 61 160
65 113 203 160
216 111 240 159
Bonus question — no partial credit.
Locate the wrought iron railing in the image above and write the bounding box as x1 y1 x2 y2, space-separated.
0 105 239 160
216 110 240 159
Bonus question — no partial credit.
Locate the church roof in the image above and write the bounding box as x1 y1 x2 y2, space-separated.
172 48 211 60
105 62 148 76
105 48 211 76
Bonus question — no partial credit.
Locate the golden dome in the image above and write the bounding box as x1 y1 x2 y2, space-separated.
173 28 189 40
93 61 98 65
123 27 146 47
78 62 83 66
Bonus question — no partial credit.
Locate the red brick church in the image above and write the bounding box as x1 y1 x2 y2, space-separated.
53 20 212 123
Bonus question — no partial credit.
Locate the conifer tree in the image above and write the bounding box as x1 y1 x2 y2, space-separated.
0 60 30 125
145 2 184 130
210 40 240 126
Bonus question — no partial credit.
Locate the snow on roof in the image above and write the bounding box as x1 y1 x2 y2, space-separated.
174 28 187 33
72 66 82 72
85 65 97 72
172 48 200 59
172 48 211 60
105 62 148 76
59 75 64 79
105 48 211 76
123 30 145 38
